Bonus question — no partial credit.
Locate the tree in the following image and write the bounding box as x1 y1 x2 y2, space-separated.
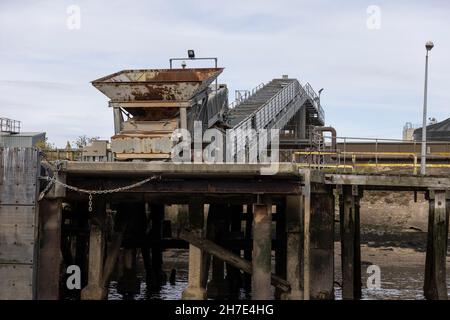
73 135 100 149
36 137 56 150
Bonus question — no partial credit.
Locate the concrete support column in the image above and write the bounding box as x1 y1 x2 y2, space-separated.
81 199 107 300
339 185 362 300
182 202 207 300
252 202 272 300
37 198 63 300
281 195 303 300
424 190 449 300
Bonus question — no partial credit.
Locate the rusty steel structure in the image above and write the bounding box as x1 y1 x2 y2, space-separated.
92 68 227 160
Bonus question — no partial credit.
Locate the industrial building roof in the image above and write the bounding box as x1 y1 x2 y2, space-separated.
414 117 450 141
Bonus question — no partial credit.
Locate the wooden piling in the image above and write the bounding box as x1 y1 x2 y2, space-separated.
252 202 272 300
275 203 287 299
310 185 335 299
302 169 311 300
226 204 243 296
81 200 107 300
37 198 63 300
281 195 303 300
243 204 253 291
206 204 230 299
339 185 362 300
182 203 207 300
150 204 165 288
80 225 105 299
424 190 449 300
117 248 140 294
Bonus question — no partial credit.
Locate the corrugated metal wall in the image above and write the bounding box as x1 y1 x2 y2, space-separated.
0 148 40 299
0 133 45 148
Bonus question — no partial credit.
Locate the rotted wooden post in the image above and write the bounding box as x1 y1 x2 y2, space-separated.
150 204 165 288
243 204 253 291
206 204 230 299
182 202 207 300
275 203 287 299
81 199 107 300
339 185 362 300
310 184 335 299
37 171 65 300
252 201 272 300
226 204 243 295
281 195 303 300
424 190 449 300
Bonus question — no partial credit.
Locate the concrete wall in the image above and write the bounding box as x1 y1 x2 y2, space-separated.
359 191 429 232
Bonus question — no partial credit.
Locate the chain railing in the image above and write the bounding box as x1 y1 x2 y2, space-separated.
39 174 161 211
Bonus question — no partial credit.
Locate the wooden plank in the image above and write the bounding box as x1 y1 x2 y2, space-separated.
63 162 300 177
0 264 33 300
66 179 302 195
180 230 291 293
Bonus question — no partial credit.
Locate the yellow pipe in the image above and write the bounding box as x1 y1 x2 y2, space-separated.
296 163 450 168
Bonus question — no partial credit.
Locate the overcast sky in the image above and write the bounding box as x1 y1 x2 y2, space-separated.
0 0 449 146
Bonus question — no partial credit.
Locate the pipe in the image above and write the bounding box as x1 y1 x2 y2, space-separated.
314 126 337 151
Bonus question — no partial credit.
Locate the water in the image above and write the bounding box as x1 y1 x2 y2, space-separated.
107 248 449 300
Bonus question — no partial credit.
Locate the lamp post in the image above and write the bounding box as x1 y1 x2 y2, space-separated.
318 88 324 105
420 41 434 175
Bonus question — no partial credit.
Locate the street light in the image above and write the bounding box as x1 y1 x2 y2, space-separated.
318 88 324 101
420 41 434 175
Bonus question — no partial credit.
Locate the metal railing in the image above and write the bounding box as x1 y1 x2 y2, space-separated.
303 83 324 124
290 135 450 174
0 117 21 133
228 83 265 109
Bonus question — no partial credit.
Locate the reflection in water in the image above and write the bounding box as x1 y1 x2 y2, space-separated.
108 270 188 300
108 249 449 300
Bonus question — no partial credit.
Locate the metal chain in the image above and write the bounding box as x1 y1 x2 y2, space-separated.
39 175 161 212
88 194 93 212
38 178 55 201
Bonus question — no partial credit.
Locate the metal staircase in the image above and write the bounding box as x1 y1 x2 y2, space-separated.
226 77 324 158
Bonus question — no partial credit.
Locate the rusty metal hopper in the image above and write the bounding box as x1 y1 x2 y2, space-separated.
92 68 223 103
